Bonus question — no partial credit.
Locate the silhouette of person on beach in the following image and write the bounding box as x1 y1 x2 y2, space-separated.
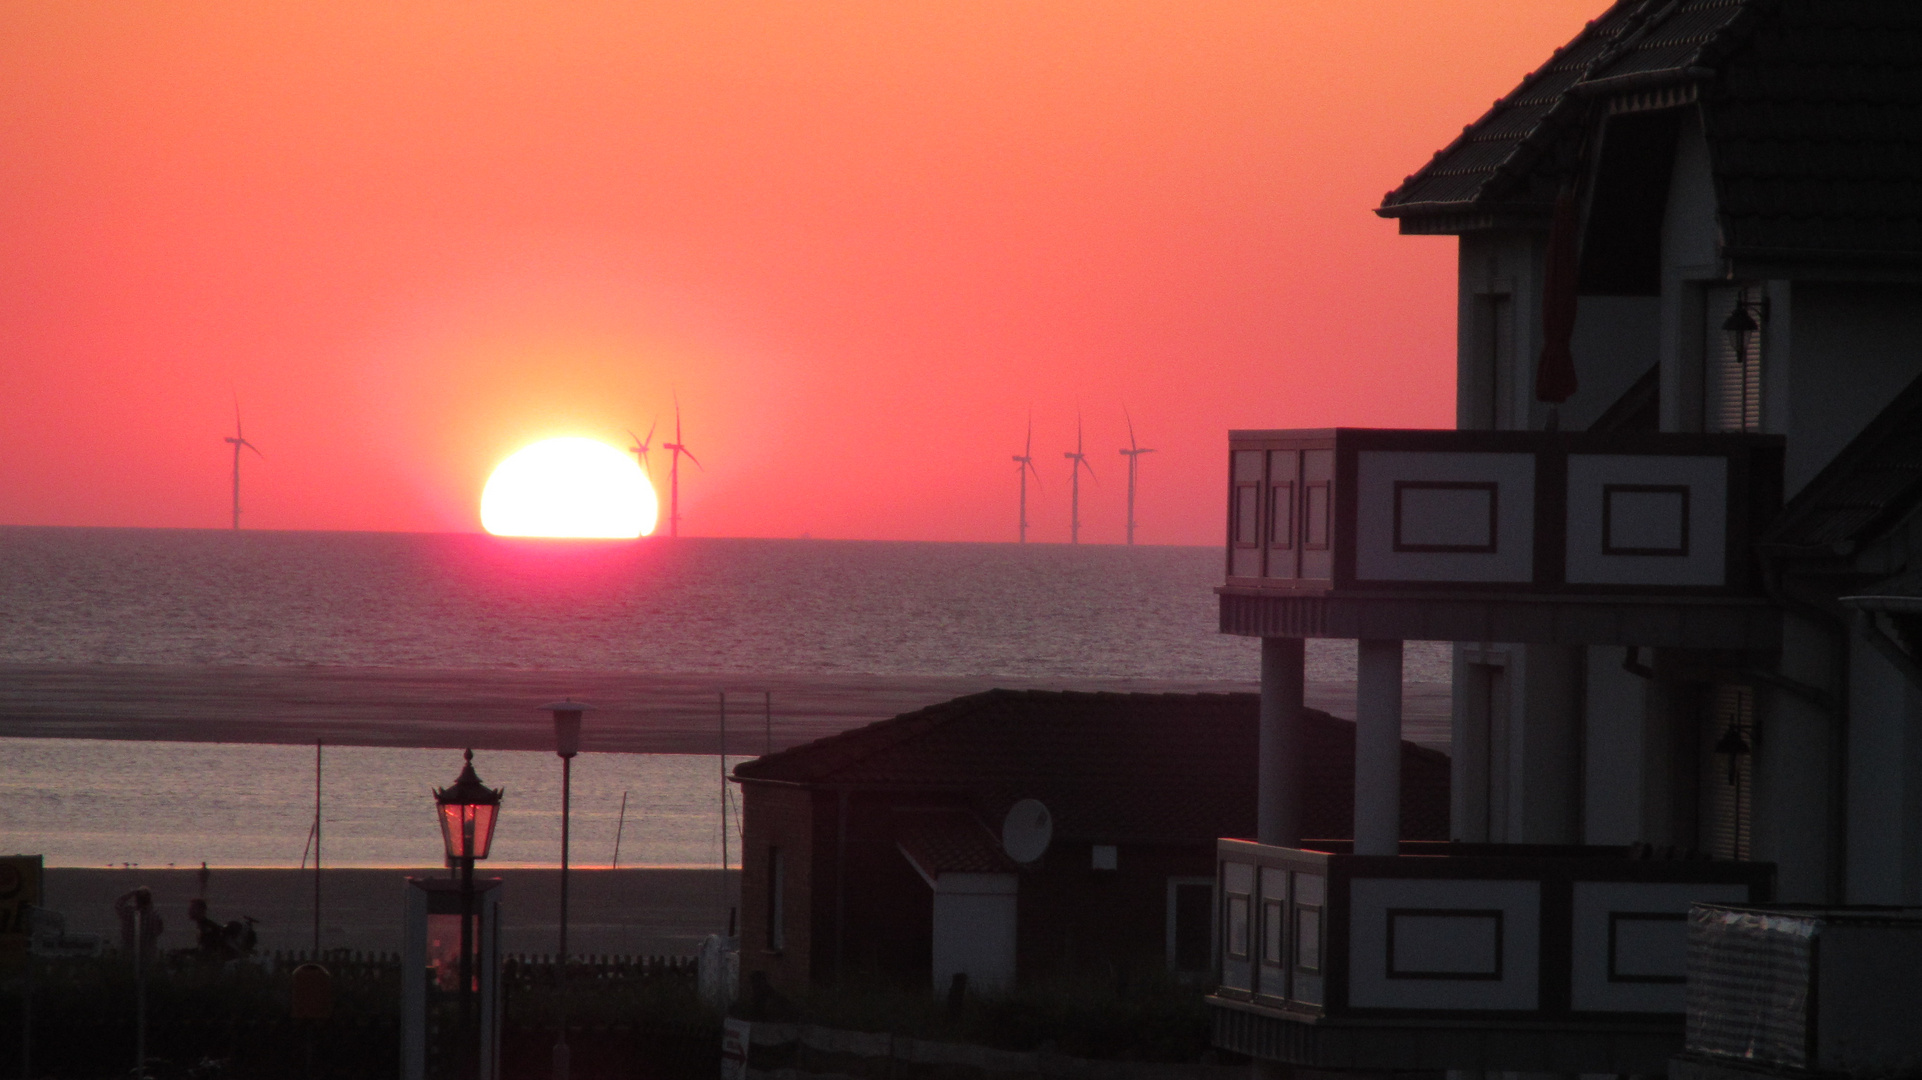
187 898 259 962
114 886 164 958
188 898 226 956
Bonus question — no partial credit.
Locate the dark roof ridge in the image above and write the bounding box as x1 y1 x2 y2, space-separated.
732 687 1262 784
1764 366 1922 553
1380 0 1793 227
1378 1 1643 219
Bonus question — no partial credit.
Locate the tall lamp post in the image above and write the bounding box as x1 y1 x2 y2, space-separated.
542 701 588 1080
435 750 502 1080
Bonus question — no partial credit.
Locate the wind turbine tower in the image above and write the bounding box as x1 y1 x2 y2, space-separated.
223 404 262 531
1012 416 1041 543
1119 410 1155 546
1063 415 1096 545
662 400 701 538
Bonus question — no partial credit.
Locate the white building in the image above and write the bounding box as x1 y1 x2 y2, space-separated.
1209 1 1922 1072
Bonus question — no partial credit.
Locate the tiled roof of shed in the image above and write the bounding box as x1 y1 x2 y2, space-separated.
894 809 1019 878
1379 0 1922 266
1764 368 1922 551
733 689 1451 844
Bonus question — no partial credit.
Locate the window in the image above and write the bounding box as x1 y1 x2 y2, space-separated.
765 846 785 951
1260 866 1288 970
1168 880 1215 973
1295 872 1326 975
1268 483 1295 549
1262 899 1284 967
1303 483 1331 550
1226 895 1250 959
1476 294 1514 429
1234 484 1260 547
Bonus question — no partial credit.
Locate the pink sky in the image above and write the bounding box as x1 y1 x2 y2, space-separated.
0 1 1602 543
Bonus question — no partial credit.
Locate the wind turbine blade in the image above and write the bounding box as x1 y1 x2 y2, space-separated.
242 439 263 458
645 419 657 446
1025 412 1033 458
1124 407 1137 453
1027 458 1044 486
683 447 703 471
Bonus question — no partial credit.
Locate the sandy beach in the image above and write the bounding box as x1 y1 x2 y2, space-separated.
44 866 740 957
0 664 1452 751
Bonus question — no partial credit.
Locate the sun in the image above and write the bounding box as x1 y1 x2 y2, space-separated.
481 437 658 538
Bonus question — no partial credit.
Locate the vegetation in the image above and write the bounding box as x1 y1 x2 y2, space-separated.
749 969 1221 1064
12 950 718 1080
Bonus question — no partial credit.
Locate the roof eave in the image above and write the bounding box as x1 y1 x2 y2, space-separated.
1378 204 1556 236
1567 66 1715 98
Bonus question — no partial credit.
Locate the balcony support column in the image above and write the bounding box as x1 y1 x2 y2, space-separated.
1356 638 1404 856
1258 636 1306 847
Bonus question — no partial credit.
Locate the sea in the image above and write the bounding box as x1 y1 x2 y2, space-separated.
0 527 1450 868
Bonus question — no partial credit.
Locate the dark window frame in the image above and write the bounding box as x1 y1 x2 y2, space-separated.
1601 483 1690 557
1225 894 1251 960
1267 481 1295 550
1293 904 1322 975
1384 907 1505 981
1232 483 1261 550
1392 480 1499 554
1302 482 1332 551
1606 911 1687 984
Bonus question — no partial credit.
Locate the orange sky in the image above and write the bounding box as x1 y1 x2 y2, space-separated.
0 1 1603 543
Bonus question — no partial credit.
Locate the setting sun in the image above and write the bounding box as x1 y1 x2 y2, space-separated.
480 437 657 538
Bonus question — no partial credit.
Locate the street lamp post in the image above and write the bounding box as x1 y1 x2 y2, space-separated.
542 701 588 1080
435 750 502 1080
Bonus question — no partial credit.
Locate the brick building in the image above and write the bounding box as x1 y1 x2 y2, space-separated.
731 689 1448 997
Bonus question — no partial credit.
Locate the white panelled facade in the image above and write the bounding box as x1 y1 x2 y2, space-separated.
1354 451 1536 583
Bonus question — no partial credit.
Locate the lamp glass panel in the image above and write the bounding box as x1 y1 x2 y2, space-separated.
554 713 582 758
437 800 500 860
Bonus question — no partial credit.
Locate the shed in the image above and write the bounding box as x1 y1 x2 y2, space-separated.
730 689 1449 997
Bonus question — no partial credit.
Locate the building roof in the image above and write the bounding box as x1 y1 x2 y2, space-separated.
1764 368 1922 552
733 689 1451 844
1839 568 1922 614
894 809 1020 879
1378 0 1922 270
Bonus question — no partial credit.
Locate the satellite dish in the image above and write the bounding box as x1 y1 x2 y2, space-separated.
1002 798 1053 864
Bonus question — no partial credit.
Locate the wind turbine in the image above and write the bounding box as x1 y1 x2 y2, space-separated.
1063 414 1096 545
1118 409 1155 546
223 403 262 531
628 422 656 477
1012 415 1042 543
662 398 701 538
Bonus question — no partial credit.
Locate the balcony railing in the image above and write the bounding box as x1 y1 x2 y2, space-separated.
1224 429 1782 596
1209 839 1773 1072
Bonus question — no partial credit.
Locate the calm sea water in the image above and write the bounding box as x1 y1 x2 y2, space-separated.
0 527 1449 866
0 736 747 869
0 527 1447 681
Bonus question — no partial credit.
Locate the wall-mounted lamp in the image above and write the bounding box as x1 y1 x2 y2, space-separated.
1721 292 1768 364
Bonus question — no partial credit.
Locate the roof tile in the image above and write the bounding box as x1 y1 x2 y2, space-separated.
735 690 1452 844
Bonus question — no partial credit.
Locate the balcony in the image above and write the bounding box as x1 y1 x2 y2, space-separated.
1220 429 1784 649
1209 839 1774 1073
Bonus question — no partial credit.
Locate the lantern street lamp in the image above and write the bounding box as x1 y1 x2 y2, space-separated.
435 749 502 1080
1722 298 1760 365
542 700 589 1080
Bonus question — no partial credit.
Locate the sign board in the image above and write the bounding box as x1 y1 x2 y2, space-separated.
721 1017 752 1080
0 855 45 969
